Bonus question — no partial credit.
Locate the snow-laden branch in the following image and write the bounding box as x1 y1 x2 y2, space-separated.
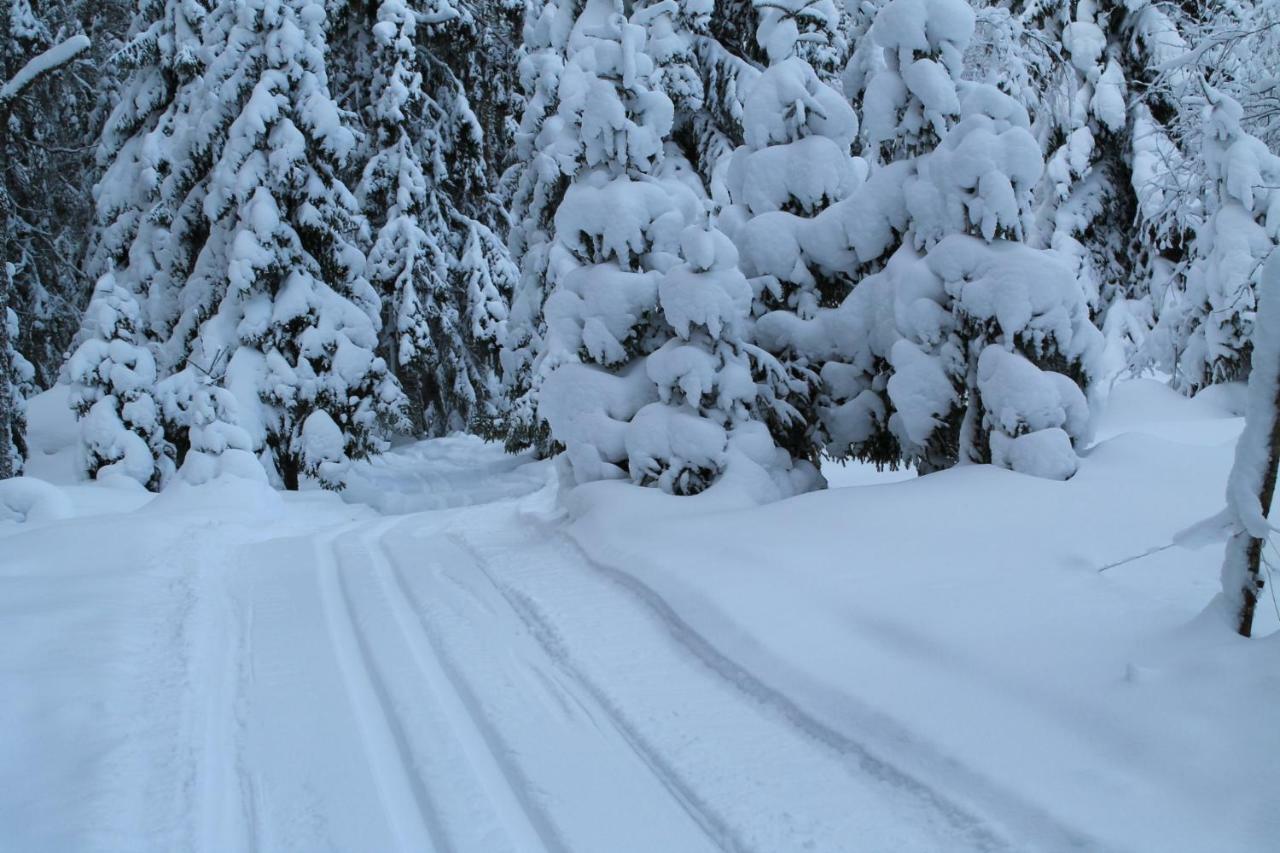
0 34 91 105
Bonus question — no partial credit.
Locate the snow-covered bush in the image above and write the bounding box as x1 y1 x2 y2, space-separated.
68 274 172 489
157 368 265 485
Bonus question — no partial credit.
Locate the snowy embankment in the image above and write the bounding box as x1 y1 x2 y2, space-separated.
561 378 1280 851
2 379 1277 852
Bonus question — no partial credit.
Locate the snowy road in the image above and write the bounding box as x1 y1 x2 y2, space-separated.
6 389 1279 852
1 444 1057 852
178 499 1033 852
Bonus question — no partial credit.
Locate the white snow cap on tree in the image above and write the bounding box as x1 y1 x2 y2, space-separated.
862 0 974 159
907 84 1041 247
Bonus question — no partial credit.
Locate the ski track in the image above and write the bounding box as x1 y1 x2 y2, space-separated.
545 524 1104 852
433 505 1022 853
161 478 1097 852
186 538 256 853
362 525 563 853
315 525 446 852
373 519 724 853
442 529 750 853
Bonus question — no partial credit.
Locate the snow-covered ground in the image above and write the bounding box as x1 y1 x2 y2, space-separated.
2 378 1277 852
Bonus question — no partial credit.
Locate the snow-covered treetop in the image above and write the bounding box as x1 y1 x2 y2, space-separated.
752 0 841 66
739 56 856 151
863 0 974 159
541 8 675 178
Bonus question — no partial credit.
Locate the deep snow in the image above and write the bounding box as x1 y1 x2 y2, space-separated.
1 377 1277 851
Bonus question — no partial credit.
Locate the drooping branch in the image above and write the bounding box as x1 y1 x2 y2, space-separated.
0 34 91 105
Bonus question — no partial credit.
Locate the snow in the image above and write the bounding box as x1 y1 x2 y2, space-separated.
0 33 91 103
7 0 1280 844
3 376 1277 851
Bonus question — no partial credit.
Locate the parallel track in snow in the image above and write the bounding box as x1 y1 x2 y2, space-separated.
316 526 447 852
363 525 564 853
443 509 1026 853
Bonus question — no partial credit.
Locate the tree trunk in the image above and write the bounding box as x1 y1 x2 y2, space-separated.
1221 249 1280 637
279 455 300 491
0 263 13 481
1 87 14 481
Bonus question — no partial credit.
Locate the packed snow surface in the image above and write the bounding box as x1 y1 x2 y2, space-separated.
2 379 1278 851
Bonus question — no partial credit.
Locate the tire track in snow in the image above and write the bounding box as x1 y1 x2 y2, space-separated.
549 525 1104 852
314 526 447 853
443 530 765 853
362 522 567 853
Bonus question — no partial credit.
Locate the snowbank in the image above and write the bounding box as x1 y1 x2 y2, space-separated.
558 378 1278 851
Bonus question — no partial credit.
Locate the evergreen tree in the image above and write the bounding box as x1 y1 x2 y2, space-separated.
86 0 209 291
67 273 171 488
763 0 1101 478
2 268 34 477
171 0 406 490
535 4 692 484
870 3 1101 478
719 0 860 467
1155 88 1280 394
535 4 807 496
632 214 803 494
501 0 581 455
355 0 514 437
1021 0 1132 319
2 3 94 477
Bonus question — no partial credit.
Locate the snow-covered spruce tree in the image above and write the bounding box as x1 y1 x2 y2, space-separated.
534 6 696 485
1156 89 1280 395
626 214 808 495
534 7 808 497
86 0 209 292
784 0 1100 478
1218 248 1280 638
1019 0 1133 322
175 0 406 490
1 2 113 389
717 1 860 466
860 0 968 162
888 67 1101 474
76 0 213 472
354 0 513 437
499 0 581 455
1 7 94 476
67 273 172 488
